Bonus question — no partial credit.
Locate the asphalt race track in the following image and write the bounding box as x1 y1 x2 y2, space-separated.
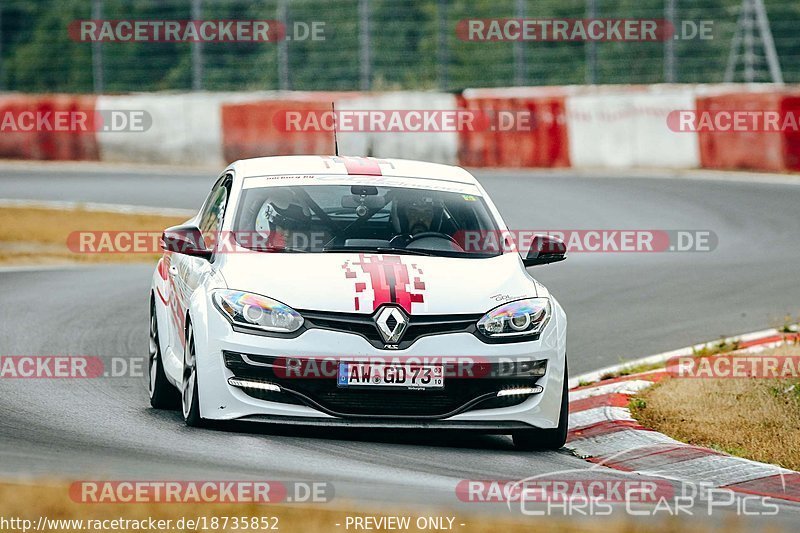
1 164 800 519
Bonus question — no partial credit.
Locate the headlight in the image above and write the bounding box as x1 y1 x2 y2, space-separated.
213 289 304 333
477 298 550 338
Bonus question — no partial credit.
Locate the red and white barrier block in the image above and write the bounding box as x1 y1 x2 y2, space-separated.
5 85 800 175
567 332 800 503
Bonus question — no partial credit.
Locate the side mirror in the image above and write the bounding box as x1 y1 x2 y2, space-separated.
522 234 567 267
160 224 212 259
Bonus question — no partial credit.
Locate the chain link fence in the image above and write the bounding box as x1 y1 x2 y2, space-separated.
1 0 798 93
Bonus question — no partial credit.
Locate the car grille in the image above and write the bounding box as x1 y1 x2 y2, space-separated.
299 310 483 349
224 351 539 418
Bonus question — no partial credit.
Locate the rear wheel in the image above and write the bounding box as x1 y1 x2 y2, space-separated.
181 321 207 427
148 299 180 409
513 361 569 451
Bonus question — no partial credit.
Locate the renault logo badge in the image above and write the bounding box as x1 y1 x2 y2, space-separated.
374 306 408 345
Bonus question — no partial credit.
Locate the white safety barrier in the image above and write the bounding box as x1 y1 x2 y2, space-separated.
96 92 271 166
566 86 700 169
336 92 459 164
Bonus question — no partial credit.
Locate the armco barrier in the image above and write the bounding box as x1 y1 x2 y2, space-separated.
0 94 99 161
457 89 570 168
566 87 699 169
221 92 360 162
697 91 800 172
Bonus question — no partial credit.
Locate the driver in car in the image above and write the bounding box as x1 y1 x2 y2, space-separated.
254 188 312 250
394 191 444 236
389 190 461 250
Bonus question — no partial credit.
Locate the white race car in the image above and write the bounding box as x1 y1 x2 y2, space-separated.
149 156 569 450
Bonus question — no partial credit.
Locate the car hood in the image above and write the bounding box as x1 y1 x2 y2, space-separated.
217 251 540 315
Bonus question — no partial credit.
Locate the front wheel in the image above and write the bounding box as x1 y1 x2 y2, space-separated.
182 321 207 427
513 360 569 451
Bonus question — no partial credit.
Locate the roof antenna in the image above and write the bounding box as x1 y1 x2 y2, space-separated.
331 102 339 156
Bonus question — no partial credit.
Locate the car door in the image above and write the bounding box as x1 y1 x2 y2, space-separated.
168 174 232 360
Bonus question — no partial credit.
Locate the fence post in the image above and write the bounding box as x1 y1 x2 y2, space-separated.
359 0 371 90
91 0 104 93
278 0 289 90
754 0 783 83
191 0 203 91
0 1 4 90
585 0 597 84
437 0 449 90
664 0 676 82
513 0 525 86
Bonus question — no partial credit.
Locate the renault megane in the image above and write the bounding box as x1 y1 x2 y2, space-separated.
148 155 568 450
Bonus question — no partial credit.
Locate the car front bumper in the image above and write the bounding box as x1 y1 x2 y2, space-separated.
194 299 567 430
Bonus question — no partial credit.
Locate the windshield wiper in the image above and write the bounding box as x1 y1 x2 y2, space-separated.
321 246 437 257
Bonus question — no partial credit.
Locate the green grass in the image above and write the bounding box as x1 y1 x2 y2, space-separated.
598 360 666 382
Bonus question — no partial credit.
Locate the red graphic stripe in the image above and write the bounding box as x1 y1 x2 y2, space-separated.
157 258 169 280
344 254 426 313
341 156 383 176
156 287 169 306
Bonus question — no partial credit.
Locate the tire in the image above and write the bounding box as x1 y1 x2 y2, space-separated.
181 321 207 427
149 299 180 410
512 360 569 451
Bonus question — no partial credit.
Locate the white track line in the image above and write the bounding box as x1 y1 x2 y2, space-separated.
472 166 800 186
0 198 195 218
568 328 780 388
0 264 90 274
0 159 217 175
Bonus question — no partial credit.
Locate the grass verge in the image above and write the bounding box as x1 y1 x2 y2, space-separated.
630 344 800 470
0 207 185 264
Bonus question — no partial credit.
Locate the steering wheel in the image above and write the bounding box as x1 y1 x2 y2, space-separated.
405 231 459 245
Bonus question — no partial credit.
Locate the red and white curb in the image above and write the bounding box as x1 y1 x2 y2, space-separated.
566 329 800 503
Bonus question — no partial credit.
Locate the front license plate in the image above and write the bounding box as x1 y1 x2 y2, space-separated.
337 363 444 390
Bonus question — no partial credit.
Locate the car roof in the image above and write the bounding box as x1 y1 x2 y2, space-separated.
229 155 478 185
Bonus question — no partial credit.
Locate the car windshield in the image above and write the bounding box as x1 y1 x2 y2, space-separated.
232 183 502 258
